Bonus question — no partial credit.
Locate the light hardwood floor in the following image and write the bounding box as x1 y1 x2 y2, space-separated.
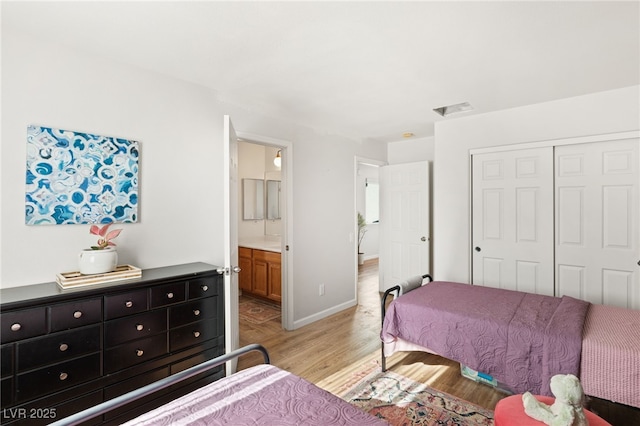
237 258 504 410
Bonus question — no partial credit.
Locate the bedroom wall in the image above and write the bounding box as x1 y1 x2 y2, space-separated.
387 136 435 164
1 28 225 287
0 27 387 328
433 85 640 283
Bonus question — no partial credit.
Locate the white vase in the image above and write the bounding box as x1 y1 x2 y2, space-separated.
78 247 118 275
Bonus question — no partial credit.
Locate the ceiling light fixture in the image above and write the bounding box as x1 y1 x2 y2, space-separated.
433 101 474 117
273 150 281 168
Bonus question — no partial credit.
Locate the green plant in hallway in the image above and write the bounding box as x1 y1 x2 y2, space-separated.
357 212 367 265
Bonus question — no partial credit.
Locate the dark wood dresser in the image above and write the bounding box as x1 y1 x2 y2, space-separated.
0 262 225 425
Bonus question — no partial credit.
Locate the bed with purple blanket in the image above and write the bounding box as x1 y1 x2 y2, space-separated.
51 344 386 426
381 281 590 396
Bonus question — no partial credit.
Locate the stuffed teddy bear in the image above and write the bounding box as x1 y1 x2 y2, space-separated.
522 374 588 426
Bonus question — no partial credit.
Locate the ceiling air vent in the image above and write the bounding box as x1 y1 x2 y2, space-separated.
433 101 474 117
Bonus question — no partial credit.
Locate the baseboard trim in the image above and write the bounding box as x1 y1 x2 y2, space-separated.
292 299 357 329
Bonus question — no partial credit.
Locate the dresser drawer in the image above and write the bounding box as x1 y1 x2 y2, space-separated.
104 333 167 374
150 282 186 308
104 366 169 401
188 277 219 299
1 376 12 407
170 346 223 375
105 289 148 320
169 297 217 328
105 309 167 346
50 298 102 332
1 307 47 343
169 318 217 352
16 353 100 402
17 325 101 371
1 344 13 377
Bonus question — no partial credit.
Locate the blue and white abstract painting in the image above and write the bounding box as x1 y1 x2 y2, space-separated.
25 125 139 225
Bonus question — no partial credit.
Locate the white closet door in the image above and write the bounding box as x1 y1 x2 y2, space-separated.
555 139 639 309
472 148 554 295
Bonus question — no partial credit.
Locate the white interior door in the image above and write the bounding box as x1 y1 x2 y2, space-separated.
472 147 554 295
223 115 240 374
555 139 639 309
379 161 430 291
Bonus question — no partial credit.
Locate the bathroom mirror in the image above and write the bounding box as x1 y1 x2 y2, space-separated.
266 180 281 220
243 178 264 220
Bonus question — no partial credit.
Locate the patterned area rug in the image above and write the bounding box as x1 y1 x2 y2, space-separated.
239 298 280 324
339 365 494 425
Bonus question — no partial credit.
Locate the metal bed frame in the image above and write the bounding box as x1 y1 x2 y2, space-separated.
380 274 433 372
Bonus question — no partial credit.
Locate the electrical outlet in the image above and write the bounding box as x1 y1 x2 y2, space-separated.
319 283 325 296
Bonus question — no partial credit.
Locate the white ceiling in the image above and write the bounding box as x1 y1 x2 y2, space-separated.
3 1 639 143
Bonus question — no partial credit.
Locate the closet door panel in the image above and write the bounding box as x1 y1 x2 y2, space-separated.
555 139 639 309
472 147 554 295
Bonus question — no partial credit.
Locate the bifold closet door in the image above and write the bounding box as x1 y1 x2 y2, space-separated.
472 147 554 295
555 139 639 309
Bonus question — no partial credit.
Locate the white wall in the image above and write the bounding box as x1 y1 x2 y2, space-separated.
387 136 435 164
434 85 640 283
1 27 387 328
1 28 225 287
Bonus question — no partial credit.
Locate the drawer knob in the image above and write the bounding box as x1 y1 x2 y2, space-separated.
10 323 21 332
193 309 201 316
193 331 201 338
136 324 144 331
59 372 68 381
73 311 83 319
125 301 133 308
167 292 174 299
59 343 69 352
136 349 144 357
202 285 208 292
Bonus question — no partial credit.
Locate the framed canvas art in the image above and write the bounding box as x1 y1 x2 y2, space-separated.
25 125 139 225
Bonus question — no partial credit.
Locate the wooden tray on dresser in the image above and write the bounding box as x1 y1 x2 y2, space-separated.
56 264 142 289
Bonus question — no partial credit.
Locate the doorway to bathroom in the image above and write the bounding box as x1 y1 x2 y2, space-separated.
236 134 292 336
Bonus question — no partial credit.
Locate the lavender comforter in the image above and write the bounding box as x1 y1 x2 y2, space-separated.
121 364 387 425
381 281 590 395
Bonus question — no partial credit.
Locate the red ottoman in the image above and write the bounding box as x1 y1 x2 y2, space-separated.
494 395 611 426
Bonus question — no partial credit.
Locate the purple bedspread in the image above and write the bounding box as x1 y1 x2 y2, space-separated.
121 364 387 425
381 281 590 395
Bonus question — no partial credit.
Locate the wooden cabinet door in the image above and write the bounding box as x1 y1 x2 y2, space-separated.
267 260 282 302
252 256 269 297
238 248 253 293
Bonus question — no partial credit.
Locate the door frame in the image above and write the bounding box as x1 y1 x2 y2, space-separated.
354 156 386 298
237 131 294 330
